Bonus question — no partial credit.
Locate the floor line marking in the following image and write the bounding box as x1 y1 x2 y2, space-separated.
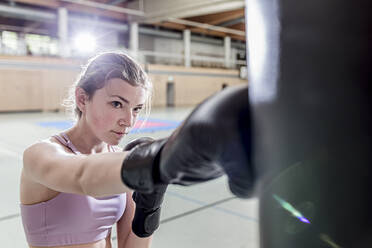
112 196 237 241
0 213 20 222
160 196 237 224
166 191 258 223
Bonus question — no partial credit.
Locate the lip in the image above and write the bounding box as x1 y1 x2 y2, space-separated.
112 131 127 137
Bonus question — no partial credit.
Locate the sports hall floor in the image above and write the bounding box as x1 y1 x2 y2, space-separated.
0 107 259 248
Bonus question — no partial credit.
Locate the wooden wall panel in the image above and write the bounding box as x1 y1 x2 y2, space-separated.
0 56 248 112
41 70 77 111
149 74 167 107
0 68 78 112
0 69 44 111
148 64 248 107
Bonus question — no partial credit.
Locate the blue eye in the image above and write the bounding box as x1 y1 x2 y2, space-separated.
112 101 122 108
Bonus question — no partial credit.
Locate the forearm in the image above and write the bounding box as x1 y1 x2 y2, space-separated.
121 231 152 248
79 151 132 197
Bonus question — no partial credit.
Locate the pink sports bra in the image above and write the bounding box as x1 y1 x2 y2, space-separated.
20 133 126 247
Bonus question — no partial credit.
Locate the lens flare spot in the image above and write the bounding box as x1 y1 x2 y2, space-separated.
273 194 311 224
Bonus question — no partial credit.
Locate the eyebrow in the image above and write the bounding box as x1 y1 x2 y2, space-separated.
111 95 144 106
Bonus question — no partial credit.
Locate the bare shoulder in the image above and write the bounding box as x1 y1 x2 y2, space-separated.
22 136 80 181
21 138 65 204
21 136 89 199
23 137 71 166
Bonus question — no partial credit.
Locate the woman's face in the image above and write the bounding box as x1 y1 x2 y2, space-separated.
84 78 147 145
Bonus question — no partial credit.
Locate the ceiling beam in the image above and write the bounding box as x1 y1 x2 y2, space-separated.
10 0 138 22
218 17 244 27
156 21 245 40
107 0 129 5
166 17 245 36
59 0 144 16
0 3 56 22
0 23 50 34
63 3 130 20
228 22 245 30
12 0 62 8
8 0 16 7
145 0 244 23
187 8 244 26
0 4 129 32
155 22 186 30
186 8 244 34
188 25 244 36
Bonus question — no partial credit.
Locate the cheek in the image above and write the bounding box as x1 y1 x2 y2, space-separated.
87 103 117 130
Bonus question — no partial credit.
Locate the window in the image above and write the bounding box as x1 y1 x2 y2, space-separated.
2 31 18 52
25 34 51 55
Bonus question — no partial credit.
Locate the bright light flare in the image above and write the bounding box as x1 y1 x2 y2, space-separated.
273 194 311 224
73 32 96 53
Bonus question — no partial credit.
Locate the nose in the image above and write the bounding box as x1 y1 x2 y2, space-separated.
119 108 134 127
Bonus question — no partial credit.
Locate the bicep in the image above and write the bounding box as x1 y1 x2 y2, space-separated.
23 142 86 194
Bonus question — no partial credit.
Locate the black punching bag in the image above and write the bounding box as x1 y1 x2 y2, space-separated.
246 0 372 247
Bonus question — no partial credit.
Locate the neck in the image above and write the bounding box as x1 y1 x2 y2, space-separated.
65 118 105 155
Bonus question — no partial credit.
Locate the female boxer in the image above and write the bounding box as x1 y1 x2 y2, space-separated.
20 52 155 248
20 51 251 248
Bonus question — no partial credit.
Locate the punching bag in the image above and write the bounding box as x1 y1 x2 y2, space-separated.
246 0 372 247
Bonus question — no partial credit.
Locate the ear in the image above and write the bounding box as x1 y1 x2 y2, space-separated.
75 87 88 114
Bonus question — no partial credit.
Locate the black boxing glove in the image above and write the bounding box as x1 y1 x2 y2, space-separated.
121 85 253 198
123 138 168 238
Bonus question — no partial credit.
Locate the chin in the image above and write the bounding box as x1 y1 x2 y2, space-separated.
108 139 120 146
105 132 124 146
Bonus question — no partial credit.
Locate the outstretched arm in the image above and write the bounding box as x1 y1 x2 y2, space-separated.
23 141 131 197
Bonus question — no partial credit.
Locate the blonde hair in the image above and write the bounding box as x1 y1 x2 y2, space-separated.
63 52 152 121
